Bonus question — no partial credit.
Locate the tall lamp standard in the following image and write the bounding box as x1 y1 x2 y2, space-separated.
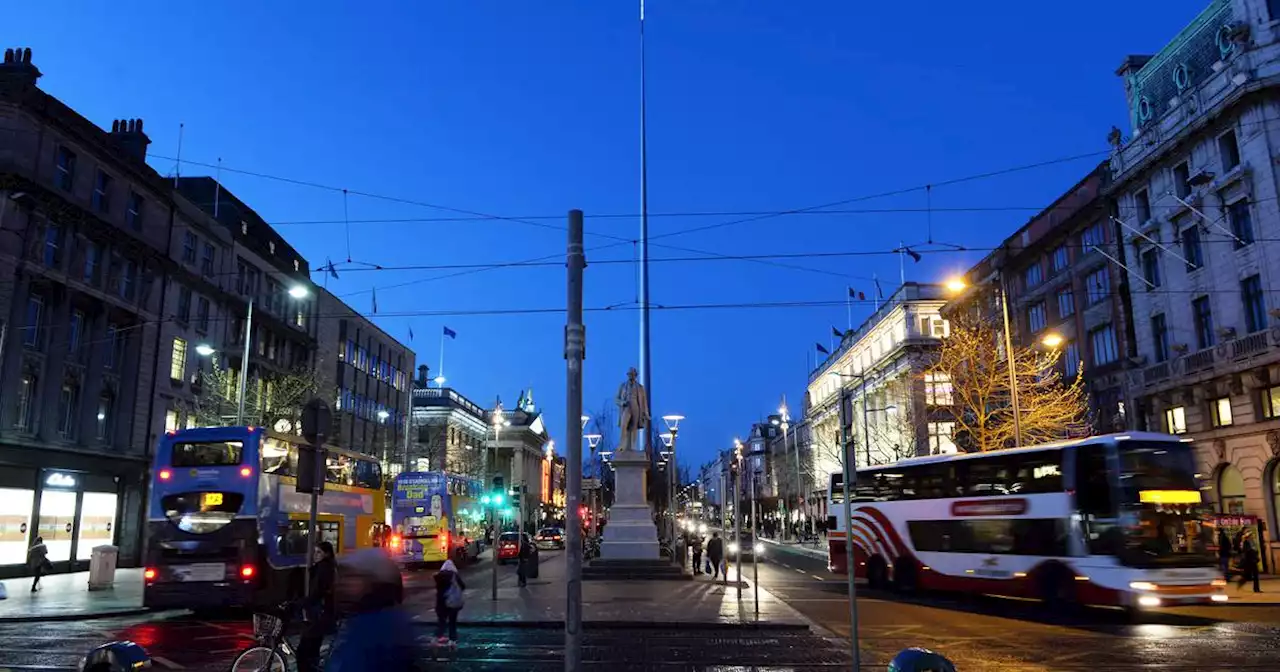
487 399 510 602
732 438 744 599
777 401 802 542
584 431 602 539
194 284 309 427
661 414 683 544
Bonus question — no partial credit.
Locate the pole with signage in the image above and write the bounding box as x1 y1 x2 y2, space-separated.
300 398 331 600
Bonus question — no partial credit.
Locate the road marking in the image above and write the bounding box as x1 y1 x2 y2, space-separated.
793 568 807 574
811 574 825 580
1043 651 1095 664
150 656 186 669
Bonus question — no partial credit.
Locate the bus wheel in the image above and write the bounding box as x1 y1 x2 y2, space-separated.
866 556 889 590
1038 564 1078 612
892 558 918 595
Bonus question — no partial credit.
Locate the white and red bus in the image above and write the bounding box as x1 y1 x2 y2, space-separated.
826 432 1226 609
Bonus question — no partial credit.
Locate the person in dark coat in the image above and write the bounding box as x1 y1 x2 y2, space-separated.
1217 528 1233 581
433 559 466 649
27 536 49 592
296 541 337 672
1238 530 1262 593
517 535 534 587
706 532 724 580
691 535 704 575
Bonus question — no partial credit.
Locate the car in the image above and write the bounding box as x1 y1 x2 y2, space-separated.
496 532 535 564
726 532 765 560
535 527 565 550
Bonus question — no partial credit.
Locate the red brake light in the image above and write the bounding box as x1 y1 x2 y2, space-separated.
240 565 255 578
158 469 171 481
389 534 402 549
239 467 252 477
144 568 157 581
440 531 450 550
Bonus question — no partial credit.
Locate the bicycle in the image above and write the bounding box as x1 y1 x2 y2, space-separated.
230 601 333 672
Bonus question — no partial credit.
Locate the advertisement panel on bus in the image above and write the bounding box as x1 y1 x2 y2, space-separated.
391 472 483 566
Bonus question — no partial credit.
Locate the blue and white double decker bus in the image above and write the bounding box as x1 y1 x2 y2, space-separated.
142 426 386 609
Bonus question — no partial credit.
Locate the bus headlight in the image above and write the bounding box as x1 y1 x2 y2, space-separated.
754 543 764 554
1137 595 1162 608
728 543 740 554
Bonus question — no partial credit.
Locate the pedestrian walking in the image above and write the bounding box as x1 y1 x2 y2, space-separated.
325 550 419 671
433 559 466 650
297 541 337 672
1217 528 1233 582
27 536 50 592
517 535 533 588
691 535 704 575
707 532 724 581
1238 530 1262 593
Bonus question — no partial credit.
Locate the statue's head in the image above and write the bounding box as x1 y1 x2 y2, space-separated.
627 367 638 381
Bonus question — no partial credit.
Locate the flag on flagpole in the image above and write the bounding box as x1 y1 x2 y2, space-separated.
408 326 414 341
816 342 830 355
873 276 884 299
903 247 922 263
831 326 843 340
443 326 457 339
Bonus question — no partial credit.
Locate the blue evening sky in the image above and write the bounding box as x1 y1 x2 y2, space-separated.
10 1 1206 469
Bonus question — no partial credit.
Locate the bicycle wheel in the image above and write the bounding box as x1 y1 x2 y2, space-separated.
230 645 287 672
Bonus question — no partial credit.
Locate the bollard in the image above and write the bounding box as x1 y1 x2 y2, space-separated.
887 647 957 672
78 641 151 671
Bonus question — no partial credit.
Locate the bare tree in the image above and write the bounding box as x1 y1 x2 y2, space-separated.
189 359 329 431
928 312 1090 451
861 377 920 464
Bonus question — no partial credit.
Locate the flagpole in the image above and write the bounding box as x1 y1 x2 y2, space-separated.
845 289 851 331
899 240 906 286
638 0 654 467
438 333 446 387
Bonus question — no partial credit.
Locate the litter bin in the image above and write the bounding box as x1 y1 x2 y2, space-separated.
88 545 119 591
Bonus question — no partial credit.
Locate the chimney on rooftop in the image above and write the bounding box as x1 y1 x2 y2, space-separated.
109 118 151 162
0 48 41 91
417 365 430 388
1115 55 1154 128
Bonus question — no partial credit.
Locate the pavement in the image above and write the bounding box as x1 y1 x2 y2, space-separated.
0 568 152 621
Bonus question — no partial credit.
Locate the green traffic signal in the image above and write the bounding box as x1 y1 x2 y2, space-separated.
481 495 491 505
493 493 505 506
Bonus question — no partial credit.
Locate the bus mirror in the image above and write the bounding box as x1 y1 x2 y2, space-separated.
297 445 327 495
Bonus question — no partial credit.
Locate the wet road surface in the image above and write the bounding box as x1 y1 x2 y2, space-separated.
755 542 1280 670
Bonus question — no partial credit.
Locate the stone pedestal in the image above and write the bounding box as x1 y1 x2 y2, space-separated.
600 448 660 560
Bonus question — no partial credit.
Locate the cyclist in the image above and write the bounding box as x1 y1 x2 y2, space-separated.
325 549 418 671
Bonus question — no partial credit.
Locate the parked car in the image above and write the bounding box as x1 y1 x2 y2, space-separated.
535 527 565 550
727 532 765 560
497 531 538 564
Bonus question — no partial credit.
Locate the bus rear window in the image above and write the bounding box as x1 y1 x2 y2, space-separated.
172 441 244 467
162 492 245 534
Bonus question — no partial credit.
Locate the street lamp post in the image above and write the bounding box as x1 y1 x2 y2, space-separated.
732 438 743 599
661 414 683 547
779 401 801 543
489 400 507 603
584 432 602 539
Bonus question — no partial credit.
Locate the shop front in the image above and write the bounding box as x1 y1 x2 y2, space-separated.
0 450 145 579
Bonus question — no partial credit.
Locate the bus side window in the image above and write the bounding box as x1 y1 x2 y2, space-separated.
1075 444 1119 555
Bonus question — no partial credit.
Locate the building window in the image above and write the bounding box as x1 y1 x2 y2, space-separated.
1085 267 1110 305
1243 274 1266 334
1081 221 1105 250
1210 397 1234 428
1134 189 1151 223
1219 130 1241 172
1263 386 1280 419
69 310 85 361
1164 406 1187 435
1027 302 1046 333
182 231 197 264
43 222 61 267
23 295 42 349
55 146 76 191
1181 225 1203 271
1228 200 1254 248
120 260 137 301
92 170 112 213
1173 161 1191 198
927 422 957 455
1063 341 1080 378
126 191 143 230
83 242 100 285
1023 263 1042 290
1151 314 1169 363
15 373 36 431
201 243 216 276
165 409 179 433
96 392 114 441
104 324 120 370
1090 324 1118 366
170 338 187 381
1141 248 1161 289
197 296 211 332
177 286 192 324
924 372 953 406
1051 245 1069 273
1193 296 1214 349
57 381 80 439
1056 288 1075 319
1218 465 1246 514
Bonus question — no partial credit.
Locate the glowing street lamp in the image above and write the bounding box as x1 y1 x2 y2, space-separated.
942 274 1022 447
194 343 216 357
1041 332 1064 348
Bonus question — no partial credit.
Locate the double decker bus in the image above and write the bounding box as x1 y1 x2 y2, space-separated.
143 426 385 609
390 471 484 567
826 432 1225 609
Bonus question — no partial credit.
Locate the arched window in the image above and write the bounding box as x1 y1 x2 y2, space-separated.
1269 461 1280 540
1218 464 1246 514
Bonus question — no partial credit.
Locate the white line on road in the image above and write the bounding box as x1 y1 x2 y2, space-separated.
793 568 807 574
150 655 186 670
811 574 825 580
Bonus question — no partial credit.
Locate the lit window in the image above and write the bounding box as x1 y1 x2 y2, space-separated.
170 338 187 381
1261 386 1280 420
1164 406 1187 435
165 409 179 433
1210 397 1233 428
